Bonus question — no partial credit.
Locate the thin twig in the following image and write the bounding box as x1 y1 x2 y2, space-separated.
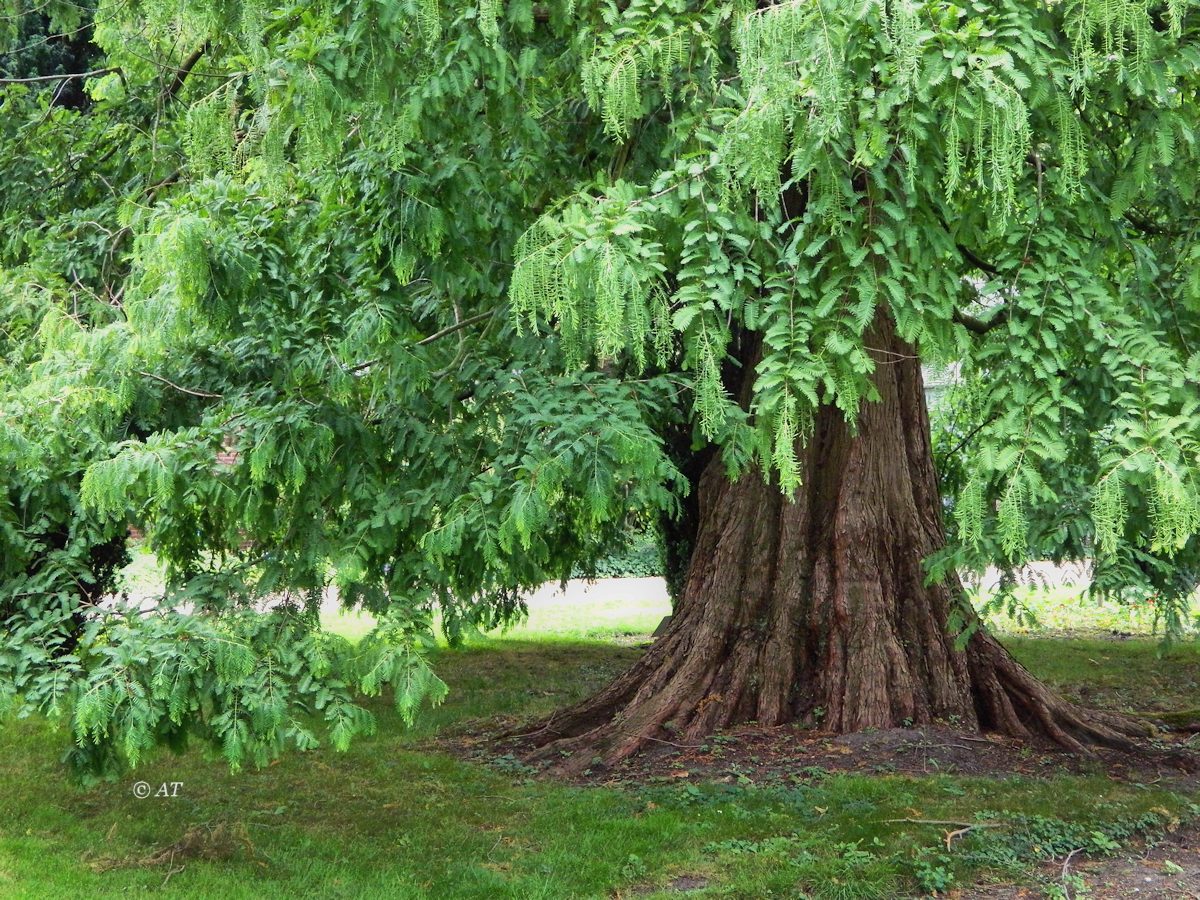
348 308 497 373
417 308 496 346
864 344 921 362
640 734 705 750
1061 847 1084 899
138 370 223 399
523 723 704 751
952 735 1004 745
0 66 118 84
884 818 1002 829
120 44 239 80
943 416 997 461
161 849 185 888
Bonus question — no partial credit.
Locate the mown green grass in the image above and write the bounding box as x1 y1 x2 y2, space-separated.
2 578 1197 898
1006 635 1200 714
975 582 1195 637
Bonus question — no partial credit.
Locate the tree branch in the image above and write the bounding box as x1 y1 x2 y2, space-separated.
934 206 1003 279
1123 211 1192 238
417 308 496 345
163 45 207 102
953 309 1001 336
884 818 1002 829
146 169 181 199
956 242 1002 277
942 414 996 459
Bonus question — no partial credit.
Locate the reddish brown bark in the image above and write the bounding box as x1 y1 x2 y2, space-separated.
520 314 1147 771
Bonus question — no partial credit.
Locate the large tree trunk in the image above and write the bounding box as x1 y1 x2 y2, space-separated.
521 314 1147 771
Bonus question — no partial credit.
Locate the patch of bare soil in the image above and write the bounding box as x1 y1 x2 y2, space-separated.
969 826 1200 898
629 874 710 895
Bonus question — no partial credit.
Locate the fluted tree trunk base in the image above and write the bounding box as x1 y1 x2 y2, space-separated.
518 317 1148 772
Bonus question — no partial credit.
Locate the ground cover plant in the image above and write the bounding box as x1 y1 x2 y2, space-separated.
3 587 1200 899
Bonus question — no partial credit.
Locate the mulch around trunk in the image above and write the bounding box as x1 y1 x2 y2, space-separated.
441 722 1200 790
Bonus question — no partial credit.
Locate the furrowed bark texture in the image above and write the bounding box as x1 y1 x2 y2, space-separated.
521 314 1146 770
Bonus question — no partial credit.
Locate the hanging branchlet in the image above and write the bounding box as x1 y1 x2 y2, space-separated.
184 83 237 177
581 17 697 139
510 189 671 372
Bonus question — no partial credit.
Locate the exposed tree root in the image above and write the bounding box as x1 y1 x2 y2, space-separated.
514 620 1155 776
966 631 1151 754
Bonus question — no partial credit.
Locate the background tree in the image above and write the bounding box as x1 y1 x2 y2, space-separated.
2 0 1199 777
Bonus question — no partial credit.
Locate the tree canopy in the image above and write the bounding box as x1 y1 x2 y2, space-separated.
2 0 1200 777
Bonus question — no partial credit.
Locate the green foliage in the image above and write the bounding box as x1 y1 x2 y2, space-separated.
4 0 1200 774
912 851 957 894
958 808 1178 872
0 575 447 777
573 531 664 579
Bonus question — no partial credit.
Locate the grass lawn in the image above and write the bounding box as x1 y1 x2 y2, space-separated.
2 580 1199 898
